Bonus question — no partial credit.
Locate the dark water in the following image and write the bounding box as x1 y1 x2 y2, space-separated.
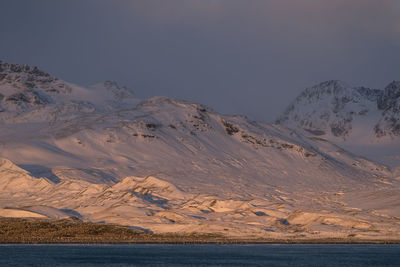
0 244 399 266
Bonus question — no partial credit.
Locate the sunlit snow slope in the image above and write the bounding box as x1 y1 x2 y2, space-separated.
0 61 399 240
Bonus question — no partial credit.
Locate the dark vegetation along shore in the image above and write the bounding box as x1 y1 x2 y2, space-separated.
1 218 399 244
0 218 227 244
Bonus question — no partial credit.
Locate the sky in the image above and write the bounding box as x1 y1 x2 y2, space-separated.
1 0 400 122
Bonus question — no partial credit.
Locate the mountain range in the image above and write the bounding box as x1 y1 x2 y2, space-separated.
0 61 399 240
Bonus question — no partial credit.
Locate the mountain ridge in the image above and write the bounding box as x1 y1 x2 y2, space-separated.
0 61 399 239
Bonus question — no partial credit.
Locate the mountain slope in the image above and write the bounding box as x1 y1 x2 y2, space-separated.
0 62 399 239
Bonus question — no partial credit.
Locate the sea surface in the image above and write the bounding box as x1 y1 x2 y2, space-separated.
0 244 399 266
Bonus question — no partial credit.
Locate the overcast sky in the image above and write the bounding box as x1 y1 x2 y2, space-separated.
1 0 399 121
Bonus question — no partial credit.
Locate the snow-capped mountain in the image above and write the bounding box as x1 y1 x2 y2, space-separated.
1 61 399 240
376 81 400 137
0 61 138 122
277 80 400 166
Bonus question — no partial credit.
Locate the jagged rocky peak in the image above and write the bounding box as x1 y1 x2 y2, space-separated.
0 61 74 112
300 80 350 96
0 60 71 95
0 60 50 78
0 61 140 117
374 81 400 137
278 79 400 140
378 81 400 110
277 80 384 138
297 80 381 103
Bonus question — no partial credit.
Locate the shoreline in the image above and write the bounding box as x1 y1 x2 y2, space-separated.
1 217 399 245
3 236 400 245
2 239 400 245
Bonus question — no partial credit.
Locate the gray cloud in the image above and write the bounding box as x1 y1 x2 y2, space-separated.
0 0 399 121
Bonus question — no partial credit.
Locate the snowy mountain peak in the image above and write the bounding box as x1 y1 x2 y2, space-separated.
278 80 400 166
378 80 400 110
306 80 349 93
0 61 142 123
294 80 351 103
89 81 137 102
0 60 51 79
375 81 400 138
277 80 382 138
296 80 382 103
0 61 71 95
0 61 75 115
